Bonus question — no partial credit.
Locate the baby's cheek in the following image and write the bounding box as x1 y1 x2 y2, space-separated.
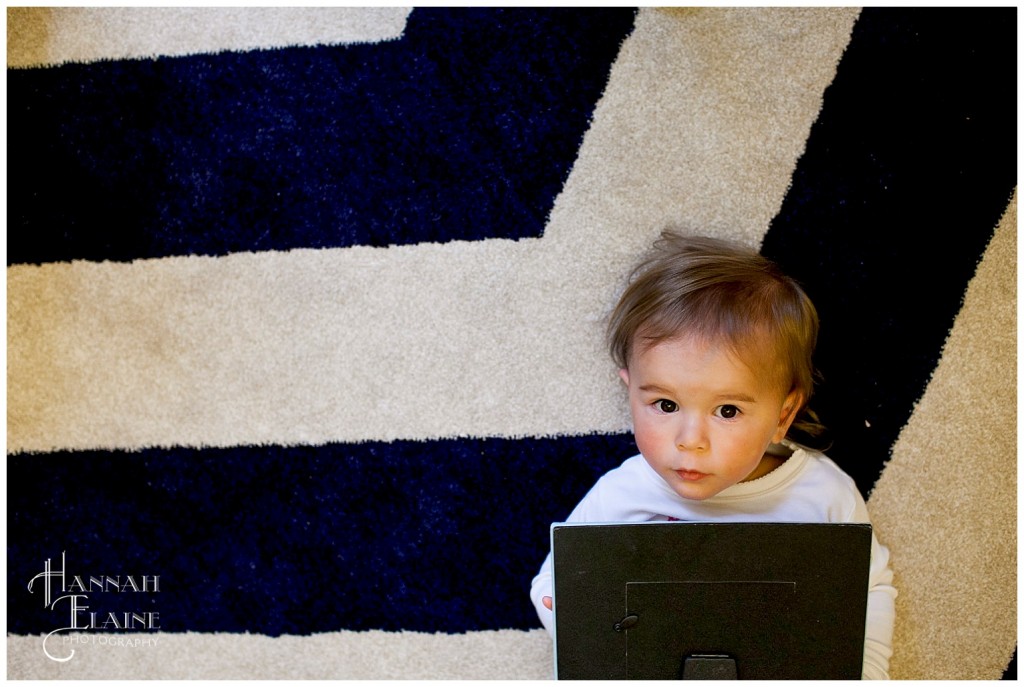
632 423 663 461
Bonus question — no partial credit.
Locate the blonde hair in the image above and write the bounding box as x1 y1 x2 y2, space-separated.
608 231 824 438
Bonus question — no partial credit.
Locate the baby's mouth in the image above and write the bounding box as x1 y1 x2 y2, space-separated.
676 469 709 482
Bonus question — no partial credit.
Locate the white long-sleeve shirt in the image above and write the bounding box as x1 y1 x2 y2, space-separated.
530 442 896 679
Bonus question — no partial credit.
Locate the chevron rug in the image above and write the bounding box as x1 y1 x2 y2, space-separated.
6 7 1016 680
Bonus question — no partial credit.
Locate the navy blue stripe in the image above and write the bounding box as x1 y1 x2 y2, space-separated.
8 8 635 265
7 434 637 635
761 8 1016 496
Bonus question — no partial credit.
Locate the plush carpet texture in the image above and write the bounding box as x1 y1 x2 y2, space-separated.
6 6 1016 680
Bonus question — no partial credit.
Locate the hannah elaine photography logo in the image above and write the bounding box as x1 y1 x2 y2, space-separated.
27 551 161 662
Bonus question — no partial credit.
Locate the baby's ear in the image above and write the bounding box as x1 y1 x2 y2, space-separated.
773 389 804 443
618 368 630 386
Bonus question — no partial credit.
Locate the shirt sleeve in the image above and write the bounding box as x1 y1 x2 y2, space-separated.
529 459 643 635
850 489 898 680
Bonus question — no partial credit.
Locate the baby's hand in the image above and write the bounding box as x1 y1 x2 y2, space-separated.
542 596 553 610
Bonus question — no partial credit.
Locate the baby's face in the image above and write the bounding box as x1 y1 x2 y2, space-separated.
620 335 800 501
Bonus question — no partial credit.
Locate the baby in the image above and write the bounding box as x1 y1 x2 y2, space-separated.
530 232 896 679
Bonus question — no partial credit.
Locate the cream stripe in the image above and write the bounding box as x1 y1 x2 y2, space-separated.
867 191 1017 679
7 8 859 452
7 7 411 68
6 628 553 680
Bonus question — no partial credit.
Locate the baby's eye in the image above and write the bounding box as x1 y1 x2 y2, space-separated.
655 399 678 414
716 404 741 419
